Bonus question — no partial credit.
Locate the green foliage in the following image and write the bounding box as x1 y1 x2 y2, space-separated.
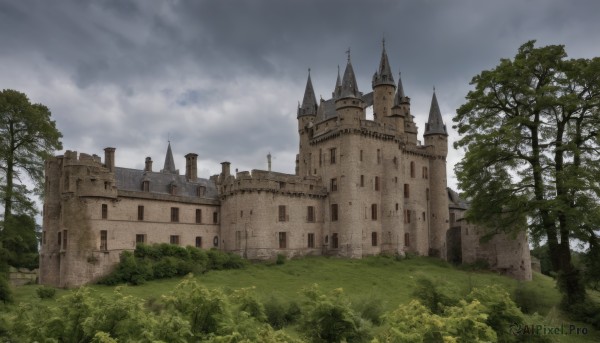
1 214 39 269
567 301 600 329
0 89 63 219
36 285 57 299
99 244 245 285
352 294 385 325
0 274 12 304
412 277 458 314
276 253 286 265
300 284 370 343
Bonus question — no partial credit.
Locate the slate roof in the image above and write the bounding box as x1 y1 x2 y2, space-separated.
424 91 448 136
114 167 219 199
161 142 178 174
372 41 395 87
297 70 318 117
315 92 373 124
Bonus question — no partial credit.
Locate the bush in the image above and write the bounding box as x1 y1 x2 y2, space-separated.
512 282 544 314
353 295 385 325
264 297 287 329
36 286 57 299
0 274 12 304
412 277 457 314
276 254 286 265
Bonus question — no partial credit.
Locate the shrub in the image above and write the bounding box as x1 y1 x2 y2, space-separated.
36 286 57 299
0 275 12 304
412 277 457 314
512 282 544 314
276 253 286 265
353 295 385 325
264 297 287 329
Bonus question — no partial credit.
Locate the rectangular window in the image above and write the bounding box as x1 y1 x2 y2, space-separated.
377 149 381 164
102 204 108 219
319 149 322 166
330 178 338 192
360 150 363 162
278 205 287 222
138 205 144 221
404 184 410 198
405 210 411 223
330 148 337 164
142 181 150 192
307 206 315 222
374 176 380 191
197 186 206 196
372 232 378 246
58 232 61 247
426 188 430 201
278 232 287 249
332 233 339 249
196 209 202 224
405 233 410 247
136 234 146 246
100 230 107 250
360 175 364 187
308 233 315 248
170 235 180 245
235 231 242 249
331 204 339 221
62 230 68 250
196 236 202 248
410 161 415 178
371 204 378 220
171 207 179 222
422 166 428 179
213 211 218 224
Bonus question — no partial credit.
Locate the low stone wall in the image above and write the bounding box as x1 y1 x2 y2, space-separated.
8 266 38 286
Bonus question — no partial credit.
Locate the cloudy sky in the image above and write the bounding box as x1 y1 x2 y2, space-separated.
2 0 600 193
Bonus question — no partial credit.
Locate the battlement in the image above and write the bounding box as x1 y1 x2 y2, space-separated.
60 150 104 168
219 169 327 198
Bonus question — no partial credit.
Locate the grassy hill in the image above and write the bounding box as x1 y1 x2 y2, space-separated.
8 255 600 342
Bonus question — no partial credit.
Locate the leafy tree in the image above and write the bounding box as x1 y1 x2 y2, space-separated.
454 41 600 307
1 214 39 269
0 89 62 220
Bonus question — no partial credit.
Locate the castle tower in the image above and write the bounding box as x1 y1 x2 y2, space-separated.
297 70 318 176
423 90 449 258
372 39 395 124
390 72 409 135
335 51 364 123
185 153 198 182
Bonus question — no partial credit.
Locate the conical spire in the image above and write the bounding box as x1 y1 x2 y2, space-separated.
372 38 395 87
424 89 448 136
161 141 178 174
339 49 360 99
298 69 318 117
332 65 342 98
393 72 409 107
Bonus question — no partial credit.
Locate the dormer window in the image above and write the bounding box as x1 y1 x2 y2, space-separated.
197 186 206 197
170 183 178 195
142 180 150 192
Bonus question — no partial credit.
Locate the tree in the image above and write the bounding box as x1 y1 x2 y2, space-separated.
454 41 600 307
0 89 62 221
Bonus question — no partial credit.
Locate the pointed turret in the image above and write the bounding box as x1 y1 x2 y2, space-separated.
393 72 409 106
372 39 395 87
161 142 179 174
332 65 342 99
339 51 360 99
424 90 448 136
298 69 318 117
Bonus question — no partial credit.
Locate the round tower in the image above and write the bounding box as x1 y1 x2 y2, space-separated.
335 52 364 123
423 90 449 258
372 40 395 124
297 69 318 176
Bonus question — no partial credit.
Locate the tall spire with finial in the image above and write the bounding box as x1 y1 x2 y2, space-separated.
161 141 178 174
372 37 395 88
298 68 318 117
424 88 448 136
339 48 360 99
394 72 409 106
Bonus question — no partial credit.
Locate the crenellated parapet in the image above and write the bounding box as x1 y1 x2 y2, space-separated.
217 169 327 199
50 150 117 199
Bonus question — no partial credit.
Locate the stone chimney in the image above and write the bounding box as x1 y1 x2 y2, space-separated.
267 152 272 172
104 147 116 172
221 161 231 178
144 157 153 172
185 153 198 182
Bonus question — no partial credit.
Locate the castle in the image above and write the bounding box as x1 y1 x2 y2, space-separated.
40 43 532 287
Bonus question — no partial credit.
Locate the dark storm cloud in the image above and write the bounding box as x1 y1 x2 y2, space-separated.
1 0 600 193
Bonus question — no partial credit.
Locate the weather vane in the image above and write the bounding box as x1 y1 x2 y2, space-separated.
345 47 351 62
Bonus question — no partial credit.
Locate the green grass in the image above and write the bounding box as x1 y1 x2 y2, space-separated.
5 255 600 342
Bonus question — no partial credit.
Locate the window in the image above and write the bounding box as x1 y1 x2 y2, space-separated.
58 232 61 247
422 166 428 179
196 236 202 248
410 161 415 178
136 234 146 246
330 148 337 164
170 183 177 195
330 178 338 192
360 175 364 187
371 204 378 220
100 230 107 250
171 207 179 222
308 233 315 248
377 149 381 164
395 203 399 211
319 149 322 166
62 230 68 250
170 235 180 245
138 205 144 221
197 186 206 196
142 180 150 192
278 205 287 222
213 211 218 224
372 232 378 246
102 204 108 219
405 233 410 247
278 232 287 249
213 235 219 247
196 209 202 224
235 231 242 249
450 212 456 225
240 210 243 218
331 204 339 221
405 210 411 223
360 150 363 162
422 212 426 221
374 176 380 191
404 184 410 198
307 206 315 222
426 188 430 200
279 182 286 189
332 233 339 249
